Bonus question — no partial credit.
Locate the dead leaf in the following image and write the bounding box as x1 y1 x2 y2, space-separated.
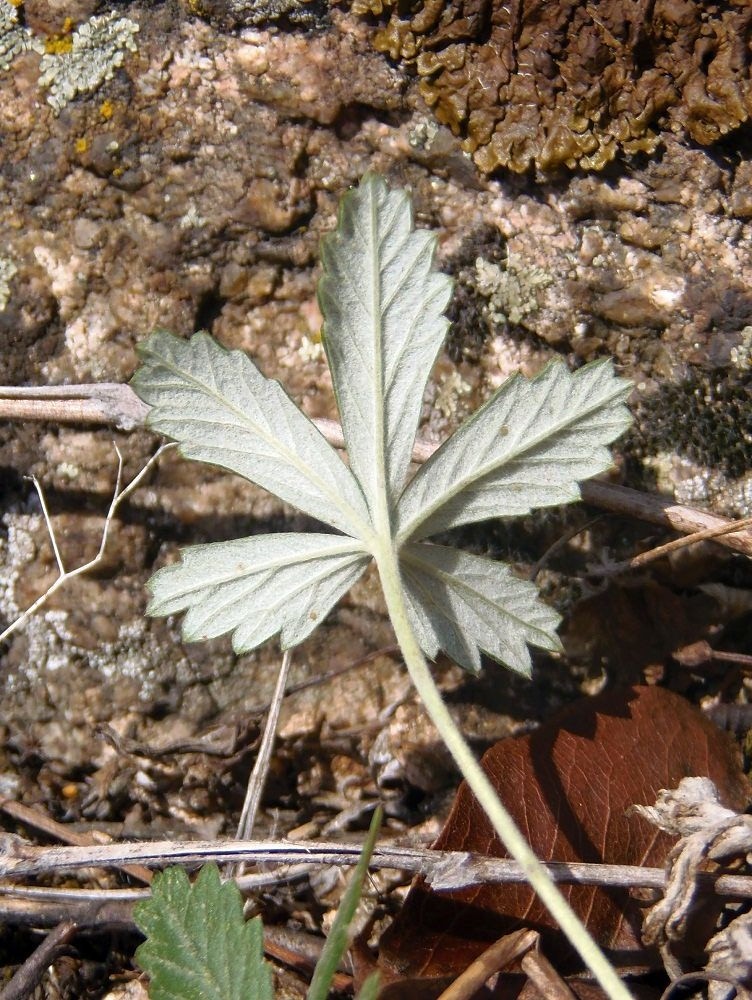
562 583 720 680
375 686 751 997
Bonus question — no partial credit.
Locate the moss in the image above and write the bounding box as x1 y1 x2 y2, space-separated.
636 368 752 480
354 0 752 174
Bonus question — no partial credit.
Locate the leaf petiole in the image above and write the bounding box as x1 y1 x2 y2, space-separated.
374 538 634 1000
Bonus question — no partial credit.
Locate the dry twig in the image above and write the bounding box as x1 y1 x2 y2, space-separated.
1 836 752 900
0 921 77 1000
0 444 173 646
1 384 750 557
436 929 538 1000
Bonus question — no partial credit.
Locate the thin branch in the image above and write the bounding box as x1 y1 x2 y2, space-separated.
0 383 149 429
1 384 749 557
587 514 752 578
0 444 173 647
436 930 538 1000
0 921 77 1000
31 475 65 576
235 648 294 845
579 479 752 559
0 798 153 886
521 946 579 1000
1 836 751 900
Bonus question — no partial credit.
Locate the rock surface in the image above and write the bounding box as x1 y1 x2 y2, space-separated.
0 0 750 845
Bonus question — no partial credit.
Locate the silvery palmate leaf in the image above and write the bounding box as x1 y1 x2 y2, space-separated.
318 172 452 518
132 174 631 676
146 534 370 653
400 543 562 677
396 359 632 544
132 330 370 539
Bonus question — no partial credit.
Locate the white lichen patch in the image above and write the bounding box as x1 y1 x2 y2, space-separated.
0 0 43 71
0 513 73 680
0 509 192 700
433 369 473 420
646 451 752 518
474 254 553 327
38 12 139 113
0 254 17 310
297 333 324 363
730 326 752 371
178 203 205 230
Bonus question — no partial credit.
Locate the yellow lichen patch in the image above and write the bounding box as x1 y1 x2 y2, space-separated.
44 33 73 55
355 0 752 174
43 16 75 54
74 137 89 154
99 98 115 119
185 0 209 16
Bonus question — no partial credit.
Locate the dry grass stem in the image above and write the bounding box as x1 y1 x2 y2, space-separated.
0 444 173 646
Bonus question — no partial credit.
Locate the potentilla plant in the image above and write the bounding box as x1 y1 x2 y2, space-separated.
132 173 633 998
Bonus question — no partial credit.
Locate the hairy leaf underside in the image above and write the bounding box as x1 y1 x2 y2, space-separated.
133 173 631 675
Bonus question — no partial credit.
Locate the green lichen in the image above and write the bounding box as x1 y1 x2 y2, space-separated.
38 12 139 114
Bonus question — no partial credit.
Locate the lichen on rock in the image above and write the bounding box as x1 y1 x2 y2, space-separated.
0 0 43 70
38 11 139 113
0 256 17 311
354 0 752 173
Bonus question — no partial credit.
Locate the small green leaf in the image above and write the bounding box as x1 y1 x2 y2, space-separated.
146 533 369 653
319 173 452 518
396 359 632 543
134 864 273 1000
401 543 561 676
132 330 370 538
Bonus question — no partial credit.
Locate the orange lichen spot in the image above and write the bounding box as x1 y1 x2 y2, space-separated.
75 137 89 154
355 0 752 174
61 783 79 799
99 99 115 120
7 0 23 7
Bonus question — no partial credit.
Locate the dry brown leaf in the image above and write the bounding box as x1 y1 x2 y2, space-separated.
375 686 751 998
